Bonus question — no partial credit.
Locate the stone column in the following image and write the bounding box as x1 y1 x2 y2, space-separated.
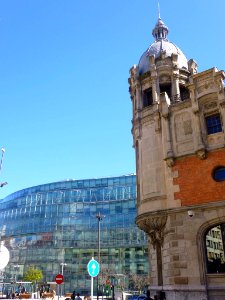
152 76 159 104
172 54 180 102
172 72 180 102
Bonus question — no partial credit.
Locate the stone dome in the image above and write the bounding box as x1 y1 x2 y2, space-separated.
138 17 188 75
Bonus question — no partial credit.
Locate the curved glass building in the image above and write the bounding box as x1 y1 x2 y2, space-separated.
0 174 148 294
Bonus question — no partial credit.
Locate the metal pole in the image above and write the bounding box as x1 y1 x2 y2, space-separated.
96 213 104 300
60 263 67 297
98 216 100 269
91 277 93 300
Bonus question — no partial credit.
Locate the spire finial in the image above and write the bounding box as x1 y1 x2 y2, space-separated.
158 1 160 19
152 3 169 41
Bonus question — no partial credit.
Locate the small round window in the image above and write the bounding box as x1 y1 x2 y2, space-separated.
213 166 225 182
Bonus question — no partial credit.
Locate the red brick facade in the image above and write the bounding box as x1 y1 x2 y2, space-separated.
173 149 225 206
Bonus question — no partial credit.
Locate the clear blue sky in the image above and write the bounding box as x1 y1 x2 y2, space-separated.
0 0 224 198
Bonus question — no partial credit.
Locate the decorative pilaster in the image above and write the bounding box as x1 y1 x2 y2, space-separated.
133 84 142 142
217 74 225 144
160 93 174 166
219 101 225 144
136 82 142 111
189 85 206 159
150 55 159 104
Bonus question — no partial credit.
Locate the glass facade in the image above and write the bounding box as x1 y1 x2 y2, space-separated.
0 174 148 294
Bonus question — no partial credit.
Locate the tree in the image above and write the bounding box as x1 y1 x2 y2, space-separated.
128 274 150 294
23 266 43 292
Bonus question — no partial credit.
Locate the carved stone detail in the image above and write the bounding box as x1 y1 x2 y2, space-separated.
165 157 174 167
196 148 207 160
136 214 167 286
203 101 217 111
216 78 224 94
136 214 168 248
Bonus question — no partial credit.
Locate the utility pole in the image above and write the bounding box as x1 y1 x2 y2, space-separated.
96 212 104 300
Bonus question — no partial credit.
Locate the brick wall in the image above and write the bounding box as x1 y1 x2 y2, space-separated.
173 149 225 206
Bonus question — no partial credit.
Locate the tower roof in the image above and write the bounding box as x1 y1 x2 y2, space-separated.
138 17 188 75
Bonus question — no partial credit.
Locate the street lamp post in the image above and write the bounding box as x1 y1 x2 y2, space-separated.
60 263 67 297
13 265 19 283
13 265 19 295
96 212 104 300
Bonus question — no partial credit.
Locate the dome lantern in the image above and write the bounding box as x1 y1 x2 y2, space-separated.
152 17 169 41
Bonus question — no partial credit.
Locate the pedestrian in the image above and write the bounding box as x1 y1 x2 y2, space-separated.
71 291 76 300
146 290 153 300
75 293 82 300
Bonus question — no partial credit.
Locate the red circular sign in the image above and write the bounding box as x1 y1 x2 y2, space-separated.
55 274 64 284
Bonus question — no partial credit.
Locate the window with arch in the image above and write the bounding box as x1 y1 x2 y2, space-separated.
205 224 225 273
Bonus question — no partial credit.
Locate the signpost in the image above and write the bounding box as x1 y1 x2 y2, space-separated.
55 274 64 284
55 274 64 300
87 258 100 300
0 242 10 270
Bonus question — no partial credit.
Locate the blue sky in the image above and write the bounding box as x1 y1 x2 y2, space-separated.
0 0 224 198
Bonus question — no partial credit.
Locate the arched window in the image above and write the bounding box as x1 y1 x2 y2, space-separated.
205 224 225 273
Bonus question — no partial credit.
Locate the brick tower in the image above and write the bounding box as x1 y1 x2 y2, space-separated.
129 15 225 300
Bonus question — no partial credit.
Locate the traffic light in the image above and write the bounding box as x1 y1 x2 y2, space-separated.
110 285 115 300
104 285 110 294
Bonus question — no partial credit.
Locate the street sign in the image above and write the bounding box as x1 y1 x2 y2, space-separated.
87 258 100 277
0 242 10 270
55 274 64 284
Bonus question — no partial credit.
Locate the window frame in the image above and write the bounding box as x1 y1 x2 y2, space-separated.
205 113 222 135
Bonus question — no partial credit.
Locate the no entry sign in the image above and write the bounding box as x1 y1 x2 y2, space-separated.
55 273 64 284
